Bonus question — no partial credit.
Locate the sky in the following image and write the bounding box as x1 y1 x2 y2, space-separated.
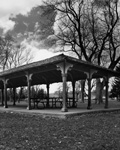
0 0 42 32
0 0 42 17
0 0 60 59
0 0 62 59
0 0 62 93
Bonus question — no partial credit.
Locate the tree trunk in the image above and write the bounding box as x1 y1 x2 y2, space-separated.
81 80 85 103
96 79 103 104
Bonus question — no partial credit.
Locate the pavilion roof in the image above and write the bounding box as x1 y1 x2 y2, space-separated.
0 54 119 88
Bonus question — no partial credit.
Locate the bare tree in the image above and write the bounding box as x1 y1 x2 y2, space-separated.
0 34 33 71
44 0 120 103
0 34 33 104
0 34 14 71
5 43 33 69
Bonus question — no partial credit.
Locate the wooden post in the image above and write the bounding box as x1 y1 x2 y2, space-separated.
72 81 76 108
62 73 68 112
46 84 50 108
85 70 96 109
81 80 85 103
57 61 73 112
13 87 16 106
26 73 33 110
87 78 92 109
104 77 109 108
3 79 8 108
27 78 31 110
1 88 4 106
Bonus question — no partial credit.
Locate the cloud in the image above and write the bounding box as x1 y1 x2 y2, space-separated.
32 49 59 62
21 39 62 62
0 17 15 33
0 0 61 63
0 0 43 32
0 0 43 18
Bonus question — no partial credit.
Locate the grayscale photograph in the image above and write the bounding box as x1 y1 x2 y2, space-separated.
0 0 120 149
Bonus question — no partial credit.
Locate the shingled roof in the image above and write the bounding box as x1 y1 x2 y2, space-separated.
0 54 119 88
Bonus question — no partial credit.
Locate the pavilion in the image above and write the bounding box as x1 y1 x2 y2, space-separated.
0 54 119 112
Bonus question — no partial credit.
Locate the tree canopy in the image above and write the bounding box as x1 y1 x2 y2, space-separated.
44 0 120 69
0 34 33 71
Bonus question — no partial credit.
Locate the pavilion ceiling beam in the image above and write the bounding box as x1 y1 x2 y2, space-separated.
28 66 56 75
0 65 57 81
50 70 61 80
42 76 48 84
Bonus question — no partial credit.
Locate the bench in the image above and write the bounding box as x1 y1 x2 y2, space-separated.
67 98 78 107
49 97 62 108
31 98 47 108
49 97 78 108
31 97 78 109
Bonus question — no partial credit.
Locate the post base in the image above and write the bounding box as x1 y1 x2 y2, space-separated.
46 103 50 108
104 105 108 109
72 104 77 108
27 106 31 110
87 106 92 109
4 105 8 108
61 107 68 112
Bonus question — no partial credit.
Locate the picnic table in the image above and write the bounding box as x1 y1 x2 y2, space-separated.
49 97 78 108
49 97 62 108
67 97 78 107
31 97 78 109
31 98 47 108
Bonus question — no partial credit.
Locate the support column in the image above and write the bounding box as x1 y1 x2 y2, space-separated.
81 80 85 103
1 88 4 106
26 73 33 110
13 87 16 106
72 81 76 108
46 84 50 108
104 76 109 108
57 61 73 112
62 73 67 112
3 79 8 108
85 70 97 110
87 78 92 109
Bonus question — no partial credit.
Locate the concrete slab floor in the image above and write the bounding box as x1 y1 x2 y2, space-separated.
0 100 120 119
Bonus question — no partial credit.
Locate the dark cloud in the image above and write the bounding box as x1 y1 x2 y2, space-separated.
8 5 57 49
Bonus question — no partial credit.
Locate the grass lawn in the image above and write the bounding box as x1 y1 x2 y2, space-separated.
0 110 120 150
